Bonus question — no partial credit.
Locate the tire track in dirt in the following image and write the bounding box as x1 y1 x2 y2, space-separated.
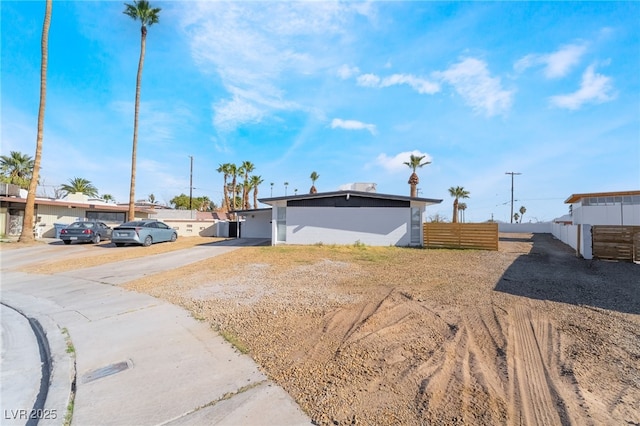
507 303 590 426
415 305 510 425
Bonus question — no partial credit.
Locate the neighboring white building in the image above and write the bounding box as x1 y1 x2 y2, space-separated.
238 190 442 246
565 190 640 226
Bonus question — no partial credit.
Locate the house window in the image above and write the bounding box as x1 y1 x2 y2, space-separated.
276 207 286 242
410 208 421 245
86 211 126 222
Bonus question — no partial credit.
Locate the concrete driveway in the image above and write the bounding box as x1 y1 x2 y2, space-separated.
0 239 309 425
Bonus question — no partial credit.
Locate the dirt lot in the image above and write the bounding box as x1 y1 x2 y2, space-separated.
118 234 639 425
9 234 639 425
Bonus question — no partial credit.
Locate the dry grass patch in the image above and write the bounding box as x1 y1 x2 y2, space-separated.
19 236 227 274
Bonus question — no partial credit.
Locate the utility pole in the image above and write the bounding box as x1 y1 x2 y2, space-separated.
189 155 194 210
505 172 521 223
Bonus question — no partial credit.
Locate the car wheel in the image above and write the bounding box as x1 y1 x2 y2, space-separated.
143 235 153 247
62 240 71 245
170 233 177 242
115 243 125 247
93 234 101 244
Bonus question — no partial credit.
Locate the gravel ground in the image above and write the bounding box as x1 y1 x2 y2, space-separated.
122 233 640 426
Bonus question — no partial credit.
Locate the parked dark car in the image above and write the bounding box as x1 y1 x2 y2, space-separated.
111 220 178 247
60 221 112 245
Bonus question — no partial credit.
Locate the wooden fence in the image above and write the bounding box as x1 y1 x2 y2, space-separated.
423 223 499 251
592 225 640 262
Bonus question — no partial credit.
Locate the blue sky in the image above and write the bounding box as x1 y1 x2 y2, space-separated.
2 1 639 222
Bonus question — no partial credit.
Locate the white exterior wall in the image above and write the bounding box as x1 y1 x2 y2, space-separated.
285 207 412 246
240 211 272 238
572 203 640 225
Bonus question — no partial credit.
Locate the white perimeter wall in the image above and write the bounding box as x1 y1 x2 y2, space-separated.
498 222 552 233
285 207 412 246
551 223 592 260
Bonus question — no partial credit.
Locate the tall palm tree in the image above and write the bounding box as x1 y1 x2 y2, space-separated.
403 154 431 198
513 212 520 223
228 163 238 211
240 161 255 209
1 151 35 189
60 177 99 198
458 202 467 223
448 186 470 223
250 175 264 209
519 205 527 223
217 163 232 212
284 182 289 196
309 171 319 194
123 0 161 222
19 0 51 243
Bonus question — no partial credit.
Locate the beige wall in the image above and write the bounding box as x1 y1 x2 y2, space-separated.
163 220 217 237
0 207 6 237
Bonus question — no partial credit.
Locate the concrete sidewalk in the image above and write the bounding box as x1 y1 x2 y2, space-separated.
1 241 310 425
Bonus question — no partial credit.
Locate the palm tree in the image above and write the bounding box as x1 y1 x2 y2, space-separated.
19 0 51 243
240 161 255 209
1 151 35 189
284 182 289 196
60 177 99 198
123 0 161 222
458 202 467 223
309 171 319 194
448 186 470 223
250 175 264 209
513 212 520 223
228 163 238 211
403 154 431 198
217 163 232 212
270 182 274 197
519 205 527 223
102 194 115 203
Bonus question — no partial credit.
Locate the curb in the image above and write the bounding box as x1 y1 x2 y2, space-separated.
1 292 76 426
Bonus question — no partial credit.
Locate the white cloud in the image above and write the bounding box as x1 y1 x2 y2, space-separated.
356 73 381 87
337 64 360 79
375 150 433 173
213 96 266 131
180 2 375 132
515 43 588 78
550 64 616 110
434 58 513 116
356 72 440 94
331 118 377 135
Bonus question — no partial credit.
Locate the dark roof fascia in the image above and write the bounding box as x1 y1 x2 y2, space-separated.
259 190 442 205
235 207 272 214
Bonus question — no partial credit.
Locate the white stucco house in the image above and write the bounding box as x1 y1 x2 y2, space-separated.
237 190 442 246
565 190 640 225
